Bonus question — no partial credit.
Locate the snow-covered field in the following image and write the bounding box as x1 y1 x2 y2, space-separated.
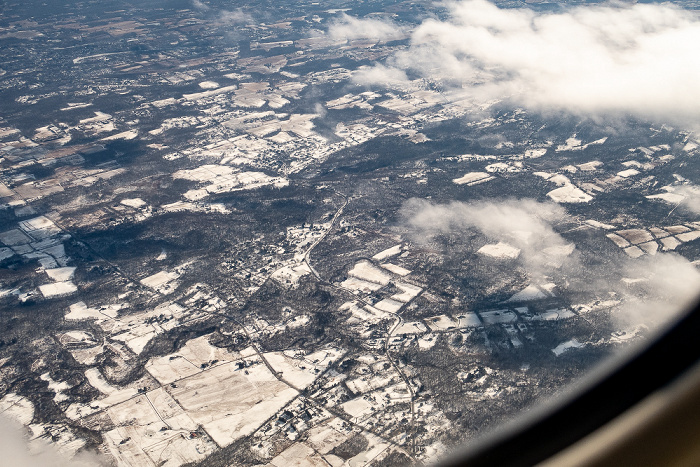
346 260 392 285
373 298 404 313
380 262 411 276
479 309 517 325
372 244 402 261
170 362 298 446
547 184 593 203
39 280 77 298
104 388 217 467
506 284 548 302
120 197 146 208
340 300 389 324
65 301 122 320
394 321 428 335
425 315 458 331
456 313 482 328
271 262 311 287
477 242 520 259
264 347 344 390
173 164 289 201
529 308 576 321
340 276 383 293
140 270 180 295
0 392 35 425
390 281 422 303
605 223 700 256
552 339 584 356
453 172 494 186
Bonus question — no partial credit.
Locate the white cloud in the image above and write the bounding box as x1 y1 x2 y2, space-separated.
218 9 252 25
191 0 209 11
617 253 700 327
674 185 700 214
328 14 407 42
353 64 409 87
400 198 572 277
352 0 700 127
401 198 700 328
0 415 104 467
191 1 252 25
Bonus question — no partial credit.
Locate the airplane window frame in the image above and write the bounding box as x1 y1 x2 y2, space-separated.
437 298 700 467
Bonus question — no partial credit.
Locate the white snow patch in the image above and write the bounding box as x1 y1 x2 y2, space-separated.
425 315 458 331
587 220 616 230
65 301 122 321
477 242 520 259
101 129 138 141
394 321 428 335
390 282 422 303
374 298 404 313
39 281 77 298
372 244 402 261
199 81 220 89
506 285 547 302
346 261 391 285
479 309 517 325
456 313 482 328
452 172 494 186
617 168 640 178
380 263 411 276
547 184 593 203
120 197 147 208
45 267 76 282
140 270 180 295
552 339 585 356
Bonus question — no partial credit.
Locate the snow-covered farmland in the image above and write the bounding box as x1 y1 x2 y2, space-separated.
372 244 402 261
271 262 311 287
456 313 482 328
547 184 593 203
340 301 389 324
374 298 404 313
173 164 288 201
381 263 411 276
168 361 297 447
479 310 517 325
390 281 422 303
552 339 585 356
425 315 458 331
346 261 392 285
394 321 428 335
39 280 77 298
265 347 344 389
140 270 180 295
104 388 217 467
506 284 548 302
477 242 520 259
453 172 494 186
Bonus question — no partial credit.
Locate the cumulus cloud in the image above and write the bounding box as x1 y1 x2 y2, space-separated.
191 0 209 11
617 253 700 327
0 415 104 467
353 64 409 87
352 0 700 126
673 185 700 214
401 198 572 277
218 9 253 25
328 14 407 42
191 0 252 25
401 198 700 328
